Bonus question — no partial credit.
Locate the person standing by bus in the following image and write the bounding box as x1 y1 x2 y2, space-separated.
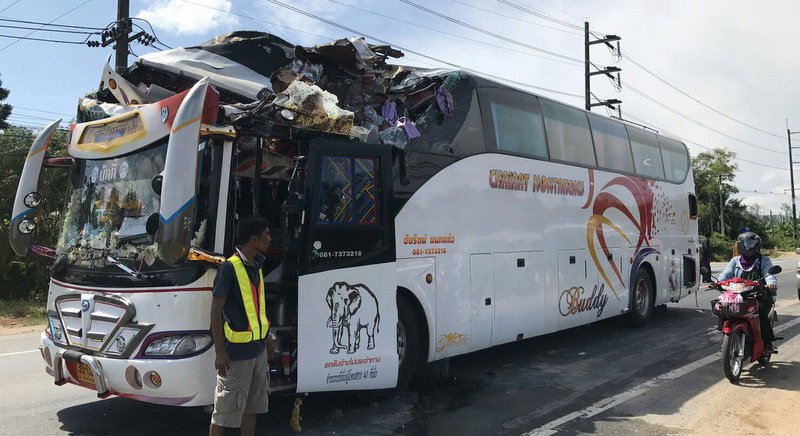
210 216 272 436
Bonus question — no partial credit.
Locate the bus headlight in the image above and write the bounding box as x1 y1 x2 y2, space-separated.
141 333 212 358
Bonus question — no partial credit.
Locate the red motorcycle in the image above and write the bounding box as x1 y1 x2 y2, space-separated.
709 265 781 382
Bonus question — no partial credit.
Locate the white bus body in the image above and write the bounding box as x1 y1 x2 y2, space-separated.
12 33 698 405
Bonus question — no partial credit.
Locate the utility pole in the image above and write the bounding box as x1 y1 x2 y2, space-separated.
585 22 622 114
718 173 734 237
719 174 725 236
788 123 800 244
115 0 130 73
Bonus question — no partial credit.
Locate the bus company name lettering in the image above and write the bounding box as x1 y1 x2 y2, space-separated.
488 169 585 197
489 169 529 191
559 283 609 318
404 233 455 256
532 175 584 197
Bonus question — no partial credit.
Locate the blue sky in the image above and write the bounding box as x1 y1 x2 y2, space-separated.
1 0 799 212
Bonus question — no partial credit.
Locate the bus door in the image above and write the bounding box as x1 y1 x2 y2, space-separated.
296 140 398 392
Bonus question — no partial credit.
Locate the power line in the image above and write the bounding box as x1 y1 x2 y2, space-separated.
0 33 88 44
0 17 103 31
329 0 579 66
624 82 786 156
0 0 23 14
179 0 339 42
12 105 73 117
446 0 582 35
490 1 783 140
0 23 98 35
397 0 584 65
496 0 588 33
130 17 172 49
259 0 581 98
0 0 93 52
620 110 788 172
624 54 784 139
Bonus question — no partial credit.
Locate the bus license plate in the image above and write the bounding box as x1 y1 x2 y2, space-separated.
75 362 95 386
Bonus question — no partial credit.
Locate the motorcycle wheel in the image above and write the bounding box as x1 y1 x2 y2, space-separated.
722 331 745 382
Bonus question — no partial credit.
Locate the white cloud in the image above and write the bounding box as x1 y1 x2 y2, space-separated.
136 0 239 36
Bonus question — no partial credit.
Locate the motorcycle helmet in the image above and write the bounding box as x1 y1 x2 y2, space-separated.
736 232 762 259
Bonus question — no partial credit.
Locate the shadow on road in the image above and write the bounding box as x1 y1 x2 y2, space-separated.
738 360 800 391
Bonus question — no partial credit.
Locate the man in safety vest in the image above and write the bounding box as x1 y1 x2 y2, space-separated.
210 216 272 436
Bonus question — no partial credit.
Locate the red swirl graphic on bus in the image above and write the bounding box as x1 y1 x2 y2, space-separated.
583 169 657 300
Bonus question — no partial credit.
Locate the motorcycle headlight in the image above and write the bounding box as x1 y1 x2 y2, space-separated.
142 333 212 358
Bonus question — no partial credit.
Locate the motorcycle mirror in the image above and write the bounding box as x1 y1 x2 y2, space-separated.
768 265 782 275
700 266 710 275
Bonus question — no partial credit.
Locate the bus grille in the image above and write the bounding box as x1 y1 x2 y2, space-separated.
55 293 143 357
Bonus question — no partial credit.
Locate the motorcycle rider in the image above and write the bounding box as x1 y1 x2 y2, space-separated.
717 231 778 352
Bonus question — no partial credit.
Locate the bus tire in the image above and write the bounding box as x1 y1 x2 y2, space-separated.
396 296 421 391
628 268 655 327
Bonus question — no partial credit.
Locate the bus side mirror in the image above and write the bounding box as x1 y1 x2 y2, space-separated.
768 265 782 275
151 174 163 196
146 213 159 236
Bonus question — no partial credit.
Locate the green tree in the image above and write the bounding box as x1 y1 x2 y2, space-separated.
691 148 739 237
0 126 69 299
0 74 11 129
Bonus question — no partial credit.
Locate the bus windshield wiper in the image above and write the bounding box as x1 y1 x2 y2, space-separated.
105 255 147 279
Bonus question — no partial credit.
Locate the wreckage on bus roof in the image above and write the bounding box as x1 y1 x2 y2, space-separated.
81 31 468 151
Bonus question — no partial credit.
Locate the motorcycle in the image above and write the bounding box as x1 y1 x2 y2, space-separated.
708 265 781 382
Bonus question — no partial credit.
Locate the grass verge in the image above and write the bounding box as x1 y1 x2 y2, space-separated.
0 299 47 327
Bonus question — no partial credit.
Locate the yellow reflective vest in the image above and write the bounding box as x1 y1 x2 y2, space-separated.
223 254 270 343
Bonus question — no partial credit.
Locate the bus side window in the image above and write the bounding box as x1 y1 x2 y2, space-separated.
658 136 689 183
478 87 548 159
627 126 665 180
412 85 485 157
587 113 634 173
539 98 597 168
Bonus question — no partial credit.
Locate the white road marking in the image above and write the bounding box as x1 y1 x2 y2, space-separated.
0 349 38 358
523 315 800 436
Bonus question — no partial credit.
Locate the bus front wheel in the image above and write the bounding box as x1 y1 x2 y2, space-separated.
397 296 420 391
628 268 655 326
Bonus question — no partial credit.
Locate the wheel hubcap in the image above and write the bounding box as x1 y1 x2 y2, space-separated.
635 279 648 315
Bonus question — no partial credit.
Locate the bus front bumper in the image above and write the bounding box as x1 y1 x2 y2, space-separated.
40 333 214 406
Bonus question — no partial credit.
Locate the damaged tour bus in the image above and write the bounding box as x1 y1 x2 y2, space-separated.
10 32 699 406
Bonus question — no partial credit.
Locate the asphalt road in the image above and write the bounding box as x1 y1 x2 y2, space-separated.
2 256 799 435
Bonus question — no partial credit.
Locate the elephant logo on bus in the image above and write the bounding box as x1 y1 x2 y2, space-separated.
326 282 380 354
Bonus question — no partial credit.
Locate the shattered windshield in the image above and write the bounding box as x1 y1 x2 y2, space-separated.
57 141 167 269
55 139 219 285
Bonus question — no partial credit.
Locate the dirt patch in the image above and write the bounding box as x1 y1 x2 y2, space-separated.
0 316 46 335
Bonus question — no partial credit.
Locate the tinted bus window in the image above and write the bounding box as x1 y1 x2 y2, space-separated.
540 99 596 167
587 113 634 173
479 88 548 159
658 136 689 182
627 127 665 180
